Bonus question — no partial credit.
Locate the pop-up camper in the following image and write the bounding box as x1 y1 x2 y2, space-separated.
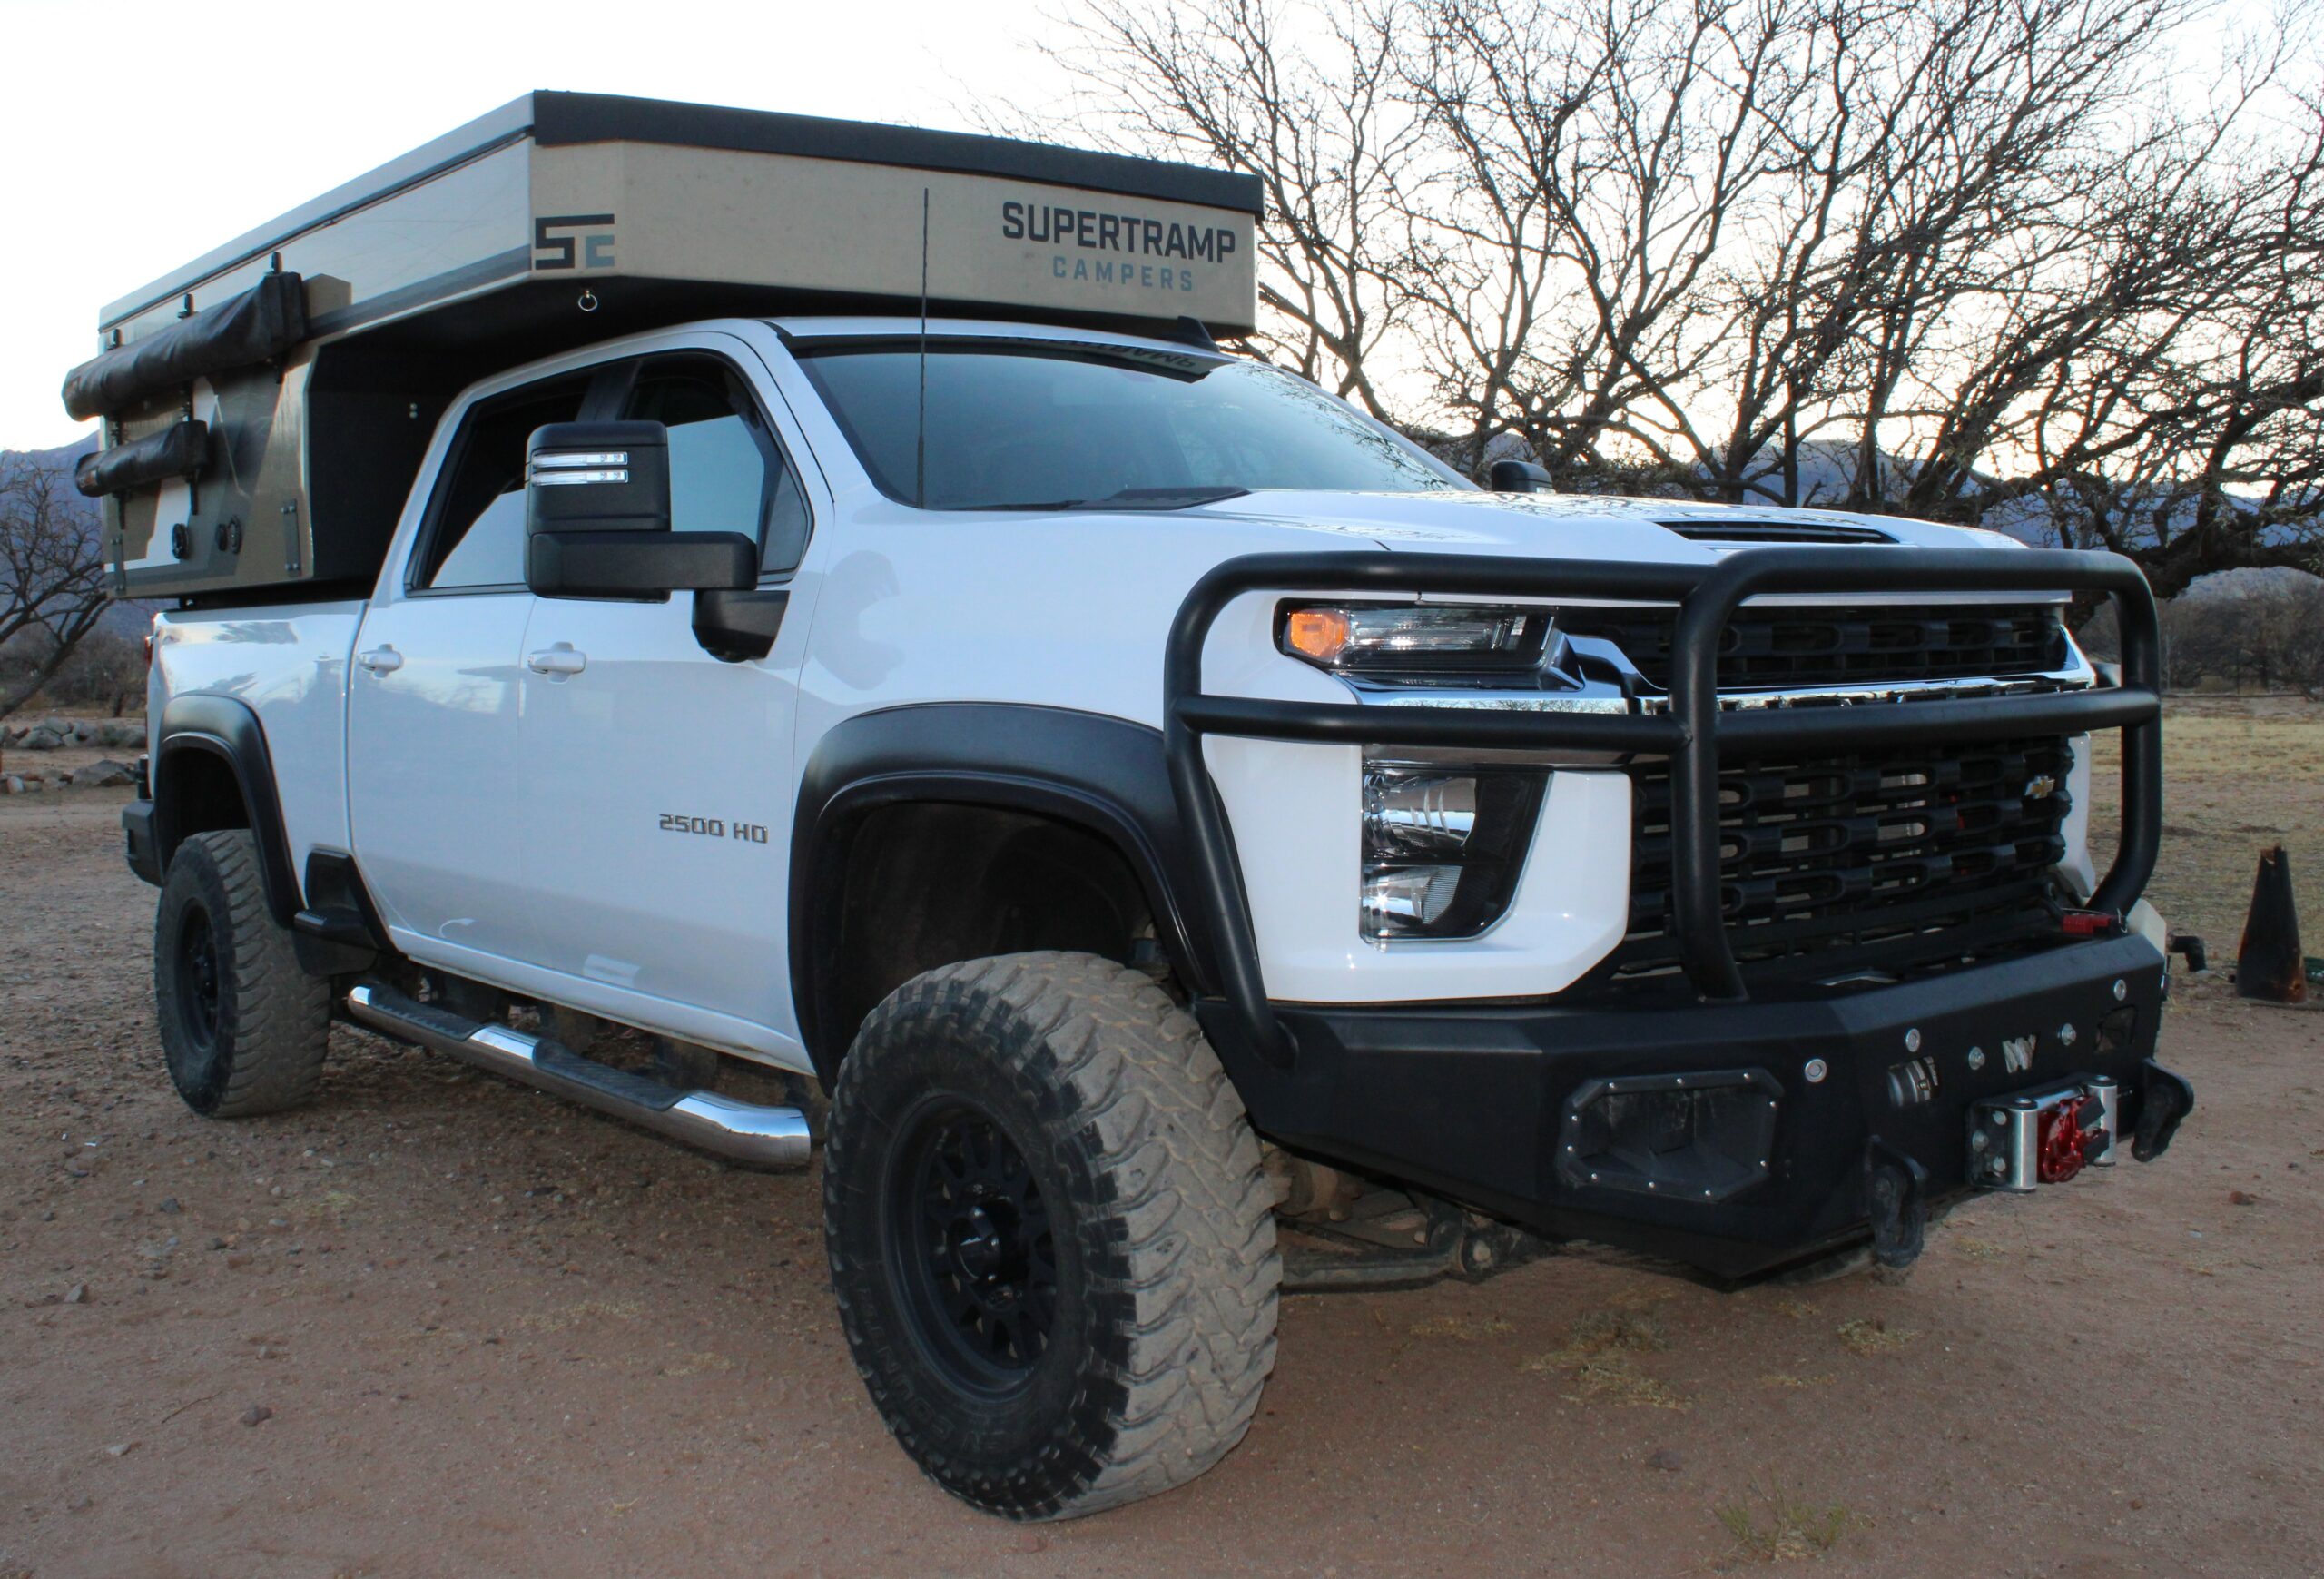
65 91 1260 601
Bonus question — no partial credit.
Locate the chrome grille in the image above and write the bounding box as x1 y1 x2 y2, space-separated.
1563 604 2068 691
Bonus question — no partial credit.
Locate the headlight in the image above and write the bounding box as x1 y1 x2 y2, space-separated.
1281 603 1552 677
1361 761 1547 940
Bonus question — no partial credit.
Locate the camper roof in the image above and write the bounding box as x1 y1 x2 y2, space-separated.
102 91 1265 331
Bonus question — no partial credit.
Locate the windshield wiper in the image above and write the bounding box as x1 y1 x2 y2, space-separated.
959 486 1253 513
966 488 1255 511
1086 486 1251 509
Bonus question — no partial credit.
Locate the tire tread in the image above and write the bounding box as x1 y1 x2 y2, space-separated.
156 830 329 1118
825 950 1279 1519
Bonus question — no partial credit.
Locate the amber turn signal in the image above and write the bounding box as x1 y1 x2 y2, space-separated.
1284 607 1353 664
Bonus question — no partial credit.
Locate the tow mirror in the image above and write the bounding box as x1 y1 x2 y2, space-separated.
1489 459 1553 494
525 420 753 599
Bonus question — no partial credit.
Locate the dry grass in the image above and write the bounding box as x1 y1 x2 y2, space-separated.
288 1189 360 1225
1561 1354 1690 1410
1406 1313 1515 1341
1836 1316 1915 1356
1523 1308 1688 1407
1715 1485 1865 1562
2086 696 2324 950
514 1298 642 1332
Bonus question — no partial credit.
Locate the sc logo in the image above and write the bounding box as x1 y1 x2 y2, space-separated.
535 214 617 271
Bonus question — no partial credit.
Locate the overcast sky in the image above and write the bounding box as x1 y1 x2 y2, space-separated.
0 0 1077 446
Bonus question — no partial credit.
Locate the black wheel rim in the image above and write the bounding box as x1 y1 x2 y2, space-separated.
173 906 222 1056
884 1096 1059 1396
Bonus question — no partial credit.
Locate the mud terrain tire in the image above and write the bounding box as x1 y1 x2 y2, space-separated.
824 952 1279 1520
153 830 329 1117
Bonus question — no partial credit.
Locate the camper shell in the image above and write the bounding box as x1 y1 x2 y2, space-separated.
68 90 1262 603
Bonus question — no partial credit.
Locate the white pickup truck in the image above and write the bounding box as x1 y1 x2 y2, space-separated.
80 94 2191 1520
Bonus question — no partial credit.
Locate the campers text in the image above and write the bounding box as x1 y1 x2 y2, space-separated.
1001 201 1236 292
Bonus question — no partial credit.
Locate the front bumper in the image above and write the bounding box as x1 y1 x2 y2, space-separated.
1205 934 2187 1279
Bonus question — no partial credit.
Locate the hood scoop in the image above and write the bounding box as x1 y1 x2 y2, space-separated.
1660 519 1897 546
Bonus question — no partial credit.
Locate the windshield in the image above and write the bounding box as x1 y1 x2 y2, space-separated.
793 339 1469 509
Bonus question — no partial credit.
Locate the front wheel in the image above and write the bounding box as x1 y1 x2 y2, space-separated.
823 952 1280 1520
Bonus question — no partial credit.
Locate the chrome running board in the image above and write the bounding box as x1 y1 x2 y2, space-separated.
342 982 811 1169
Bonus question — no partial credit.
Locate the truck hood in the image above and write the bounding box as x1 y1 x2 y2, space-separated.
1171 489 2025 562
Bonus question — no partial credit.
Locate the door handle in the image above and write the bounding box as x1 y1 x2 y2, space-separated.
356 646 404 675
527 645 587 676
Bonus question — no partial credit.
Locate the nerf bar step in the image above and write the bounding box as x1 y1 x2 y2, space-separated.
342 982 811 1169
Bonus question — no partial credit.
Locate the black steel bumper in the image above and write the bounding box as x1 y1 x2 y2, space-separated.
1164 545 2179 1278
1201 934 2184 1279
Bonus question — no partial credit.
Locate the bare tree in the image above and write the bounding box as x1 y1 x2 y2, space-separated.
1043 0 2324 585
0 455 110 722
1029 0 1425 416
1394 0 1810 480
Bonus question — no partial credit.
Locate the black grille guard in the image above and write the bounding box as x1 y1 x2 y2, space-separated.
1163 547 2163 1067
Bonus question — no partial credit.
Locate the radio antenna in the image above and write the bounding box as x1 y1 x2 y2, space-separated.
915 187 931 509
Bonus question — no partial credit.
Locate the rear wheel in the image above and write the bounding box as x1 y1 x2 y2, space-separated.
823 952 1279 1520
153 830 329 1117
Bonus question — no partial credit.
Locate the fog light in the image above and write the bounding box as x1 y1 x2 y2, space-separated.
1361 864 1463 932
1359 761 1546 941
1364 772 1477 857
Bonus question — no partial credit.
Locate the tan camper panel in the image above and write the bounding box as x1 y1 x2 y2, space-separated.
70 92 1263 603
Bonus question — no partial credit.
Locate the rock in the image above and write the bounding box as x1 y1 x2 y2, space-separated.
64 1283 88 1305
104 1442 134 1457
101 720 146 748
2230 1189 2259 1206
158 1197 182 1214
73 759 137 789
1648 1447 1683 1472
241 1404 274 1427
72 720 102 744
1 775 24 795
20 724 67 750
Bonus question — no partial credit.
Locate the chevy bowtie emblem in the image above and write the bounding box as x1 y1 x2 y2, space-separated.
2024 775 2058 800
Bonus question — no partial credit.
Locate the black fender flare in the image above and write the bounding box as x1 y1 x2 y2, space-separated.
151 693 302 927
789 703 1217 1081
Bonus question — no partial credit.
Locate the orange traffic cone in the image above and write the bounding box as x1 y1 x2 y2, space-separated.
2236 845 2308 1004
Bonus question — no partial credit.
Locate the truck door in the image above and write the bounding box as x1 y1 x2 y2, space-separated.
345 370 590 969
516 346 816 1059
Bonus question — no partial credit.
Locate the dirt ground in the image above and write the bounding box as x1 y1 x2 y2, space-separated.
1 700 2319 1578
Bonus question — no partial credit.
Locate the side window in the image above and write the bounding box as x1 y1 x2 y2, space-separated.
416 374 591 591
624 358 811 574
